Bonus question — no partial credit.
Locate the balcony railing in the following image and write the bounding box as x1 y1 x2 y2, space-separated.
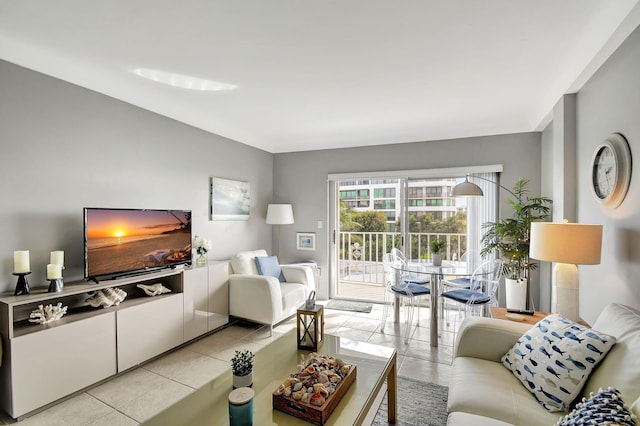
338 231 467 287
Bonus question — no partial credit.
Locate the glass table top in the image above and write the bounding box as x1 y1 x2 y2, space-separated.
144 330 396 425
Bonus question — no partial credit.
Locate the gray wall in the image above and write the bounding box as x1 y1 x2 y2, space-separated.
274 133 544 301
574 24 640 324
0 60 274 293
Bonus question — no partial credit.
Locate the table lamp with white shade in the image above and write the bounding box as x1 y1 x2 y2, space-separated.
529 221 602 321
266 204 294 256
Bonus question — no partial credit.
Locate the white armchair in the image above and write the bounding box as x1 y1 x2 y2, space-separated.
228 250 316 331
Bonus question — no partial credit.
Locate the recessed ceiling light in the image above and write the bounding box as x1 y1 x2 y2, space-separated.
132 68 237 91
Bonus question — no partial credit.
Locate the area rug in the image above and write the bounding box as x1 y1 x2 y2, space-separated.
373 377 448 426
325 299 373 313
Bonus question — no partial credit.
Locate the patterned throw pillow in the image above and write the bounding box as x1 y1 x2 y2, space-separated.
501 314 616 412
556 387 638 425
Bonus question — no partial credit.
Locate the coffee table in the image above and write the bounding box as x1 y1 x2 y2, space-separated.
144 330 397 425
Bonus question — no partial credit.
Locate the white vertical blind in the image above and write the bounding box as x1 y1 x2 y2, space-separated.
466 172 499 271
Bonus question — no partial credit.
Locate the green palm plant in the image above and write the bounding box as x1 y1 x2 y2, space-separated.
480 178 552 280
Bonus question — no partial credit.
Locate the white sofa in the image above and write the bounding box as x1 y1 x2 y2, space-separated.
228 249 316 331
447 303 640 425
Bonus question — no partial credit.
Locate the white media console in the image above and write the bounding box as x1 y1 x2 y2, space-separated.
0 262 228 419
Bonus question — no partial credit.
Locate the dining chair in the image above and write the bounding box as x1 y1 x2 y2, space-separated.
391 248 430 285
441 258 503 323
380 252 431 343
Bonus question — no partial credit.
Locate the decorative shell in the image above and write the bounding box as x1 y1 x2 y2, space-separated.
29 303 68 324
86 287 127 308
137 282 171 296
274 353 353 407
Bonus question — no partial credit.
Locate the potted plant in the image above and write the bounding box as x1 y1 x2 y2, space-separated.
231 349 254 388
430 238 447 266
480 178 552 309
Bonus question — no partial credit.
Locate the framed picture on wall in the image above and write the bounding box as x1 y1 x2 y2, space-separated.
296 232 316 250
210 177 250 220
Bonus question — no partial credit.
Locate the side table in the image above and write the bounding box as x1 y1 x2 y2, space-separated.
490 307 548 326
296 304 324 351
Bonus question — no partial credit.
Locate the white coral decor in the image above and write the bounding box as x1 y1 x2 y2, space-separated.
193 235 212 256
29 303 68 324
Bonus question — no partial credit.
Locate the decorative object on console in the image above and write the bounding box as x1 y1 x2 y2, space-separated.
210 177 250 221
530 221 602 321
273 352 356 425
193 234 211 265
86 287 127 308
231 349 254 389
137 283 172 296
556 387 638 426
297 302 324 351
297 232 316 251
501 314 616 412
591 133 632 208
13 250 31 295
46 263 64 293
29 303 68 324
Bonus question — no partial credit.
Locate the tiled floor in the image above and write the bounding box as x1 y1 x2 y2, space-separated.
1 303 464 425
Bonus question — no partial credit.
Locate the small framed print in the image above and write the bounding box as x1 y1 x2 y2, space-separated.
296 233 316 251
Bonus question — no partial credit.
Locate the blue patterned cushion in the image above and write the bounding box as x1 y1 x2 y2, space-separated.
502 314 616 412
391 283 430 296
255 256 285 282
401 274 430 285
556 387 638 425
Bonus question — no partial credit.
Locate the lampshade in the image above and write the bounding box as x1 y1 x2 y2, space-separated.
451 176 484 197
530 222 602 265
266 204 294 225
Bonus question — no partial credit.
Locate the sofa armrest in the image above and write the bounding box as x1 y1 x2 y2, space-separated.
281 265 316 292
229 274 283 325
454 317 532 362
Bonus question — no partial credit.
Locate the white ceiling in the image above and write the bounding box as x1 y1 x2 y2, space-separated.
1 1 639 153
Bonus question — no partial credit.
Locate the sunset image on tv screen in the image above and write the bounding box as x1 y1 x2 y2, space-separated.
85 209 191 278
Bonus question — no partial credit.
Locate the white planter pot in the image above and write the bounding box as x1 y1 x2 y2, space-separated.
432 254 443 266
505 278 527 310
233 372 253 389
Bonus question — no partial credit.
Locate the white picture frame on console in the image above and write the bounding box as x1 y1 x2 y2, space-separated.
296 232 316 250
210 177 250 221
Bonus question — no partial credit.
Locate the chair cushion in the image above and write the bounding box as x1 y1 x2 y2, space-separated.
230 249 268 275
255 256 285 282
401 274 430 285
442 289 490 304
556 387 637 426
391 283 430 296
501 314 616 412
444 277 471 287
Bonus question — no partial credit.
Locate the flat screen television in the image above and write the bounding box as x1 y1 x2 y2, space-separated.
84 208 192 280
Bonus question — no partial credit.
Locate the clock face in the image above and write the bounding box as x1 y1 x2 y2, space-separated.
592 145 616 199
590 133 632 208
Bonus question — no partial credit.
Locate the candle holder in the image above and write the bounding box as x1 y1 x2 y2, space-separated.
13 272 31 296
48 278 64 293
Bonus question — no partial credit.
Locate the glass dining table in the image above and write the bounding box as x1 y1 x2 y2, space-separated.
390 261 483 347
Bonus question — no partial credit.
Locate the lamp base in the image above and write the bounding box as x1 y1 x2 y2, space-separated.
551 263 579 321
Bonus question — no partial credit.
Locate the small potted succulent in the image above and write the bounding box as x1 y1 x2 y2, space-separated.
430 238 447 266
231 349 254 388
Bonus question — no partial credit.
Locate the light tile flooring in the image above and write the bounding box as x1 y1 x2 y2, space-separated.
0 303 464 425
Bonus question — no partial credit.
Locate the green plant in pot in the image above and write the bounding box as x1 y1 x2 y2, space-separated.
430 238 447 266
480 178 552 310
231 349 254 389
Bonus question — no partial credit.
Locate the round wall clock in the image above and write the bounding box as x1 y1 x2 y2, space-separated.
591 133 632 208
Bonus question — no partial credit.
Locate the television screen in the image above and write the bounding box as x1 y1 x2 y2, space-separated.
84 208 192 279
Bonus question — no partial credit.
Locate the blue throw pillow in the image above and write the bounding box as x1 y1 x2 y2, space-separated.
255 256 285 282
556 387 638 425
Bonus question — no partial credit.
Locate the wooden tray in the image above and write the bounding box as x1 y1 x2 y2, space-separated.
272 365 357 425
